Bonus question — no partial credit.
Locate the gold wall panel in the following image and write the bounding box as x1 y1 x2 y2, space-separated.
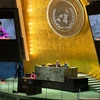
21 0 100 74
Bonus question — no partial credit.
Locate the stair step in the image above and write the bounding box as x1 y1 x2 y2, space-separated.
87 77 96 80
91 85 100 87
94 87 100 89
78 73 88 77
89 82 100 85
96 90 100 92
89 80 100 83
78 73 100 92
85 76 92 78
88 78 96 80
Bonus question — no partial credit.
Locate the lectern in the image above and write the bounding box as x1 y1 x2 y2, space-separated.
17 77 42 95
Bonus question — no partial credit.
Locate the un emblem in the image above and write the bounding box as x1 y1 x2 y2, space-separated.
47 0 85 38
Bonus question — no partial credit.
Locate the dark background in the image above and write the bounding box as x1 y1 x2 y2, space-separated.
86 2 100 64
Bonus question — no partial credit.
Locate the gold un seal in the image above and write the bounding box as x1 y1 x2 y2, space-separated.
47 0 85 38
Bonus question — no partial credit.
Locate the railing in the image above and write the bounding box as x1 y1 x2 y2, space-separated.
0 78 100 100
78 89 100 100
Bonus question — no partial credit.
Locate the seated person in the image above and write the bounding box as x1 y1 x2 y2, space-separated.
56 60 60 67
30 72 36 79
64 62 69 68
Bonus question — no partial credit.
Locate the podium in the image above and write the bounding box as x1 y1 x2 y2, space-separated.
41 77 88 92
17 77 42 95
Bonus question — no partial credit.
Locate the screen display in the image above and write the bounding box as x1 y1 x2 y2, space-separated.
0 19 16 39
86 3 100 65
0 8 24 61
89 14 100 41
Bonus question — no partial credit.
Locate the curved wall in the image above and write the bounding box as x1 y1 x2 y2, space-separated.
21 0 99 74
